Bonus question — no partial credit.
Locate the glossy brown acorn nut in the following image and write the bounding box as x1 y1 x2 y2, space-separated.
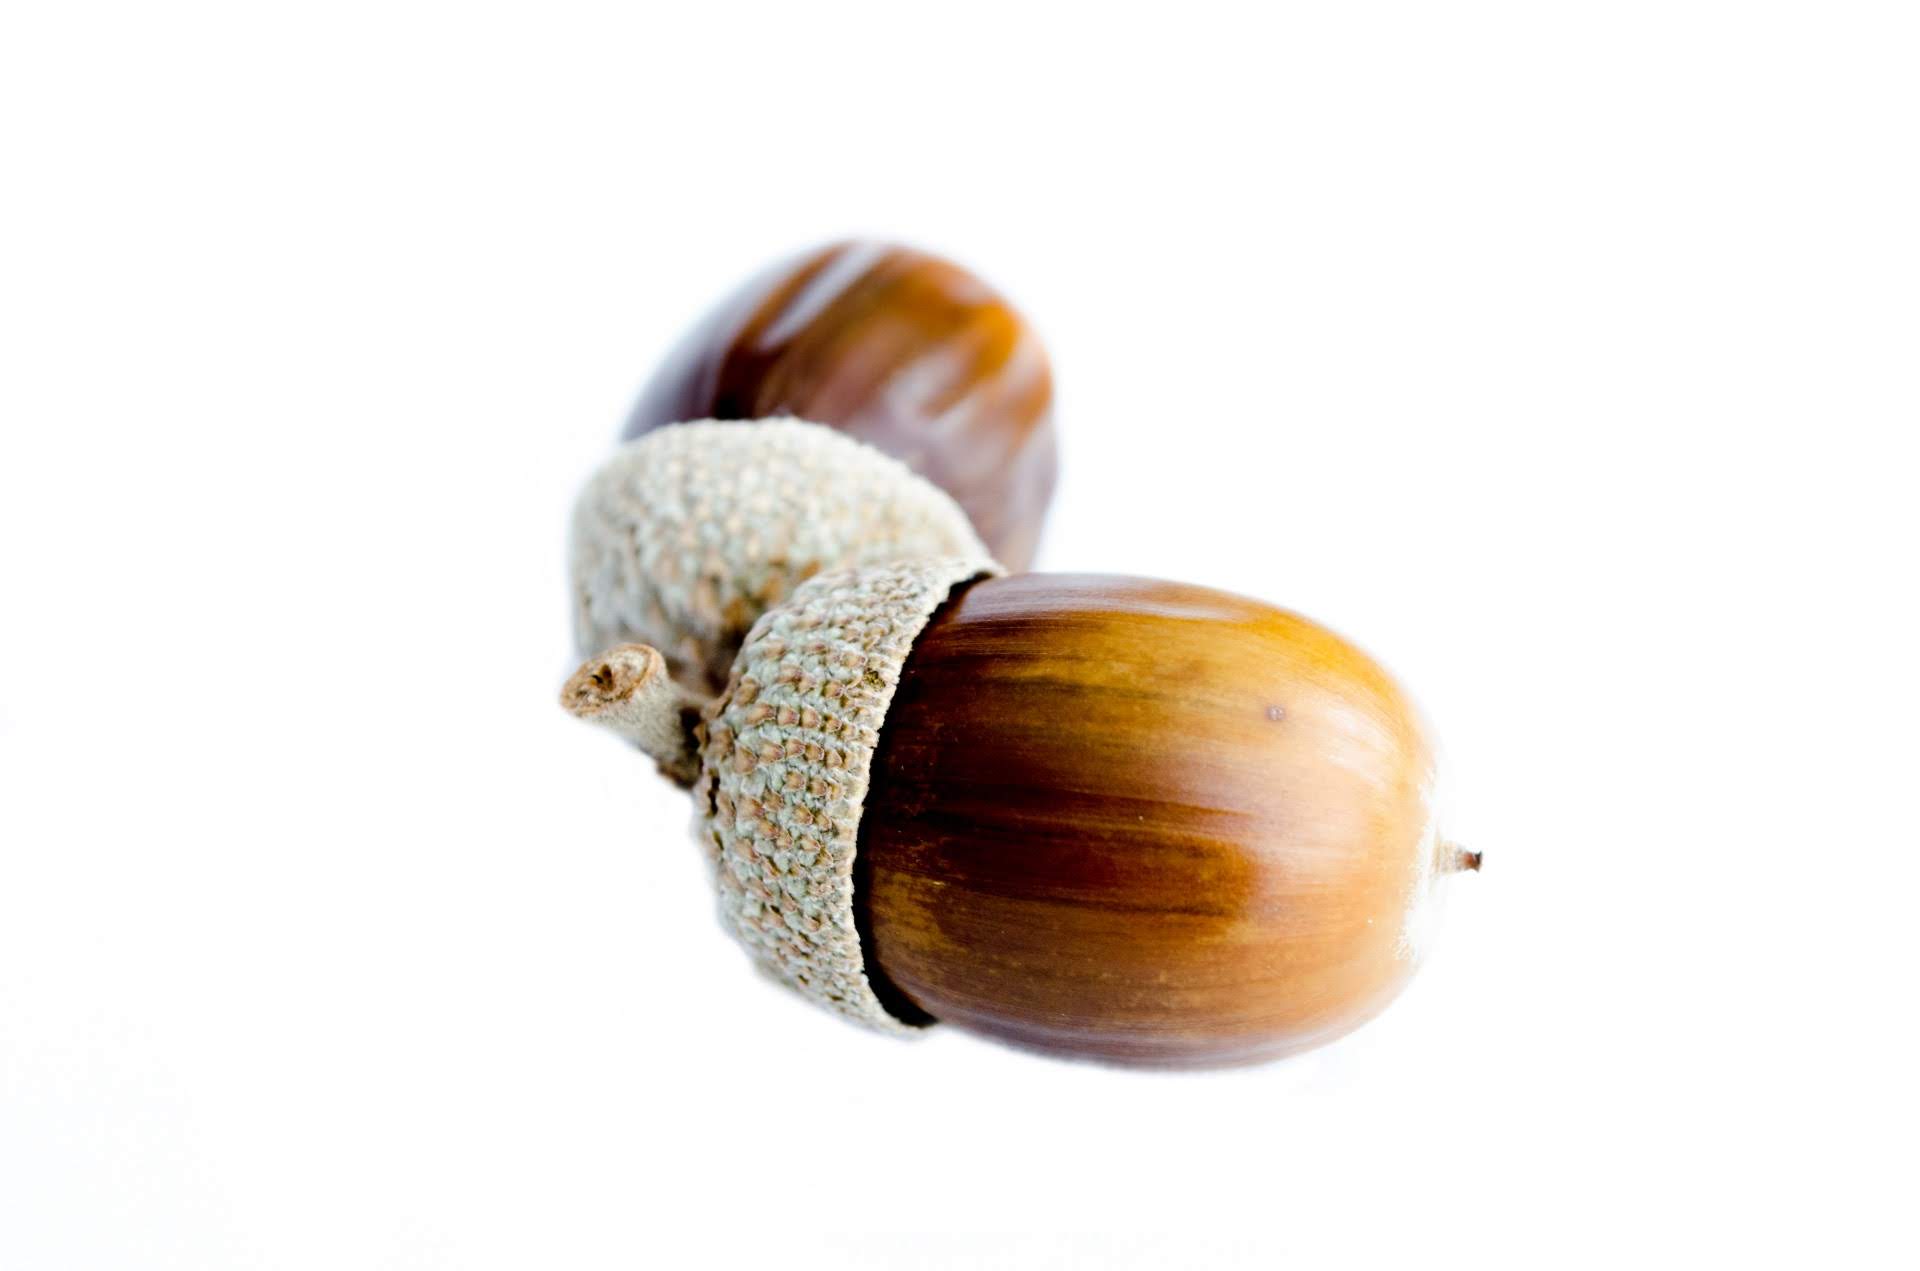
624 241 1057 570
856 574 1467 1067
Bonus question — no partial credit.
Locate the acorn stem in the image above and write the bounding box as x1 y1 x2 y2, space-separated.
1442 841 1482 873
560 643 702 786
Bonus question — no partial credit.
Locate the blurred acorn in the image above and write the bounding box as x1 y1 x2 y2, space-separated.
562 564 1475 1068
624 241 1058 571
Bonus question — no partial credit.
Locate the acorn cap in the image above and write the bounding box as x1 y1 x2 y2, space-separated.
692 557 999 1031
570 419 990 699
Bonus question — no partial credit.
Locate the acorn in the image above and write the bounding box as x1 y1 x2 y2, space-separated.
562 562 1476 1068
624 240 1057 571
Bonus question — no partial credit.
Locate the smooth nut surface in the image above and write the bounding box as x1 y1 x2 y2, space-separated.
857 574 1443 1067
624 241 1057 571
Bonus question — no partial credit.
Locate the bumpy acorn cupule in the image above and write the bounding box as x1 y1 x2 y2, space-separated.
856 574 1466 1068
570 420 988 702
623 241 1057 570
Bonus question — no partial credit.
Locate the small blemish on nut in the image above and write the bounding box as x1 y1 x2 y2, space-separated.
1266 704 1286 722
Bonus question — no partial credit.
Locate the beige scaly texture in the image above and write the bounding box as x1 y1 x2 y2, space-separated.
570 419 988 698
695 557 999 1031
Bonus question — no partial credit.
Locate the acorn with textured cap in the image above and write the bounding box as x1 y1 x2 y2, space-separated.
624 240 1058 571
563 551 1477 1067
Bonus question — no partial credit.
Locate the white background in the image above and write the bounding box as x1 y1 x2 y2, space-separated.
3 3 1916 1267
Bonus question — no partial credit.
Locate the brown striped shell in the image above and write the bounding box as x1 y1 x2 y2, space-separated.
624 241 1057 571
